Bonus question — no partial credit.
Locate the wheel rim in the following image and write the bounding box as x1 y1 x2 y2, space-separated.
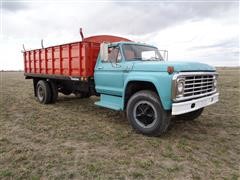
133 100 157 129
37 86 44 101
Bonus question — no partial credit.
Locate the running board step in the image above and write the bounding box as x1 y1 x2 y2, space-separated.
95 94 123 111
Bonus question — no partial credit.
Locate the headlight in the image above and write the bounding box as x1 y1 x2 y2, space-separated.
213 75 217 89
176 78 185 96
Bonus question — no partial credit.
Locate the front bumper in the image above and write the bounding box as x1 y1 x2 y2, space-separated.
172 93 219 115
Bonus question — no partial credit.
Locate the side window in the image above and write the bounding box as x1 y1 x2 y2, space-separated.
107 47 121 63
116 51 122 62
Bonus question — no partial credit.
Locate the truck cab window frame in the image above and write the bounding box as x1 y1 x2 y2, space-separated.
122 44 164 61
102 46 121 63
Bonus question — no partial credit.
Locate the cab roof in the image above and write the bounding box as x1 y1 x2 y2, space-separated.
110 41 158 49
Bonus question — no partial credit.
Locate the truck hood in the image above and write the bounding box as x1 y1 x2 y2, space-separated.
131 61 215 72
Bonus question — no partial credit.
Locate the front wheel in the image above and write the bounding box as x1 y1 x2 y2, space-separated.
126 90 170 136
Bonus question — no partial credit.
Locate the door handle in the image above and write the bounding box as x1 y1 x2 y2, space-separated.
124 66 131 72
98 67 103 69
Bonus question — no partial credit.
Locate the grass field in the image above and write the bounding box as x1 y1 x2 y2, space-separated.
0 68 239 179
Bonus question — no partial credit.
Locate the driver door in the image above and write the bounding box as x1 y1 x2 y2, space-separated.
94 46 124 96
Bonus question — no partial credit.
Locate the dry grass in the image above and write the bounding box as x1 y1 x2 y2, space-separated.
0 68 239 179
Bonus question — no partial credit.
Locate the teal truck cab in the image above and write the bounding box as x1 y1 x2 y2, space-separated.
24 36 219 136
94 41 219 135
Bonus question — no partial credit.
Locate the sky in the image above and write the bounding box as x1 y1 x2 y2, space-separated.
0 0 239 70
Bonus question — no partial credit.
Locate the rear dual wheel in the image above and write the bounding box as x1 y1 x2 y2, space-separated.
36 80 51 104
49 81 58 103
36 80 58 104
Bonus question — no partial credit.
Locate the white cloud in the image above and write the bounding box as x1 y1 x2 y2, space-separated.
0 1 239 70
151 19 239 66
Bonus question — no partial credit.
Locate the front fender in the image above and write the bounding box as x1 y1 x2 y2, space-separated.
123 72 173 110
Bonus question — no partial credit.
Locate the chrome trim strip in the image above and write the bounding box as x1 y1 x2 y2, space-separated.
173 71 218 77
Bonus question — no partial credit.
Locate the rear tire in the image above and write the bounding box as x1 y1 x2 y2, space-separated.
126 90 170 136
48 81 58 103
174 108 204 121
36 80 52 104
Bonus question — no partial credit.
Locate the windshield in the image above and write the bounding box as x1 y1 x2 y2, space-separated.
122 44 164 61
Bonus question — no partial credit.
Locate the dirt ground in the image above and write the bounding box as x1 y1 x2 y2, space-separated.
0 68 239 179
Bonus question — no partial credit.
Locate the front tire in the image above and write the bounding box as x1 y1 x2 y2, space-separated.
36 80 52 104
126 90 170 136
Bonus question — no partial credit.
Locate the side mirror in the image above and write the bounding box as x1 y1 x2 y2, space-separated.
159 50 168 61
100 43 109 61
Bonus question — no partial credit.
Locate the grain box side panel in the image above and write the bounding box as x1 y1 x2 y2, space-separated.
47 47 53 74
70 43 80 76
35 50 40 73
85 43 90 77
40 49 46 74
27 51 31 73
24 40 100 77
38 49 42 73
78 42 82 77
81 43 87 77
83 42 100 77
53 46 60 75
90 42 100 76
24 52 28 73
62 45 69 76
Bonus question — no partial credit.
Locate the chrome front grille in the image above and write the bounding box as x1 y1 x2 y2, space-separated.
172 72 218 101
184 75 214 97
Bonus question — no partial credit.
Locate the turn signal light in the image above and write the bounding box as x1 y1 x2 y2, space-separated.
167 66 174 74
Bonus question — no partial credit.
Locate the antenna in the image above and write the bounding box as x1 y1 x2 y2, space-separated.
79 28 84 41
22 44 26 52
41 39 44 48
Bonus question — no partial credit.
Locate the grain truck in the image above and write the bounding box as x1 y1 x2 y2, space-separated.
23 31 219 136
